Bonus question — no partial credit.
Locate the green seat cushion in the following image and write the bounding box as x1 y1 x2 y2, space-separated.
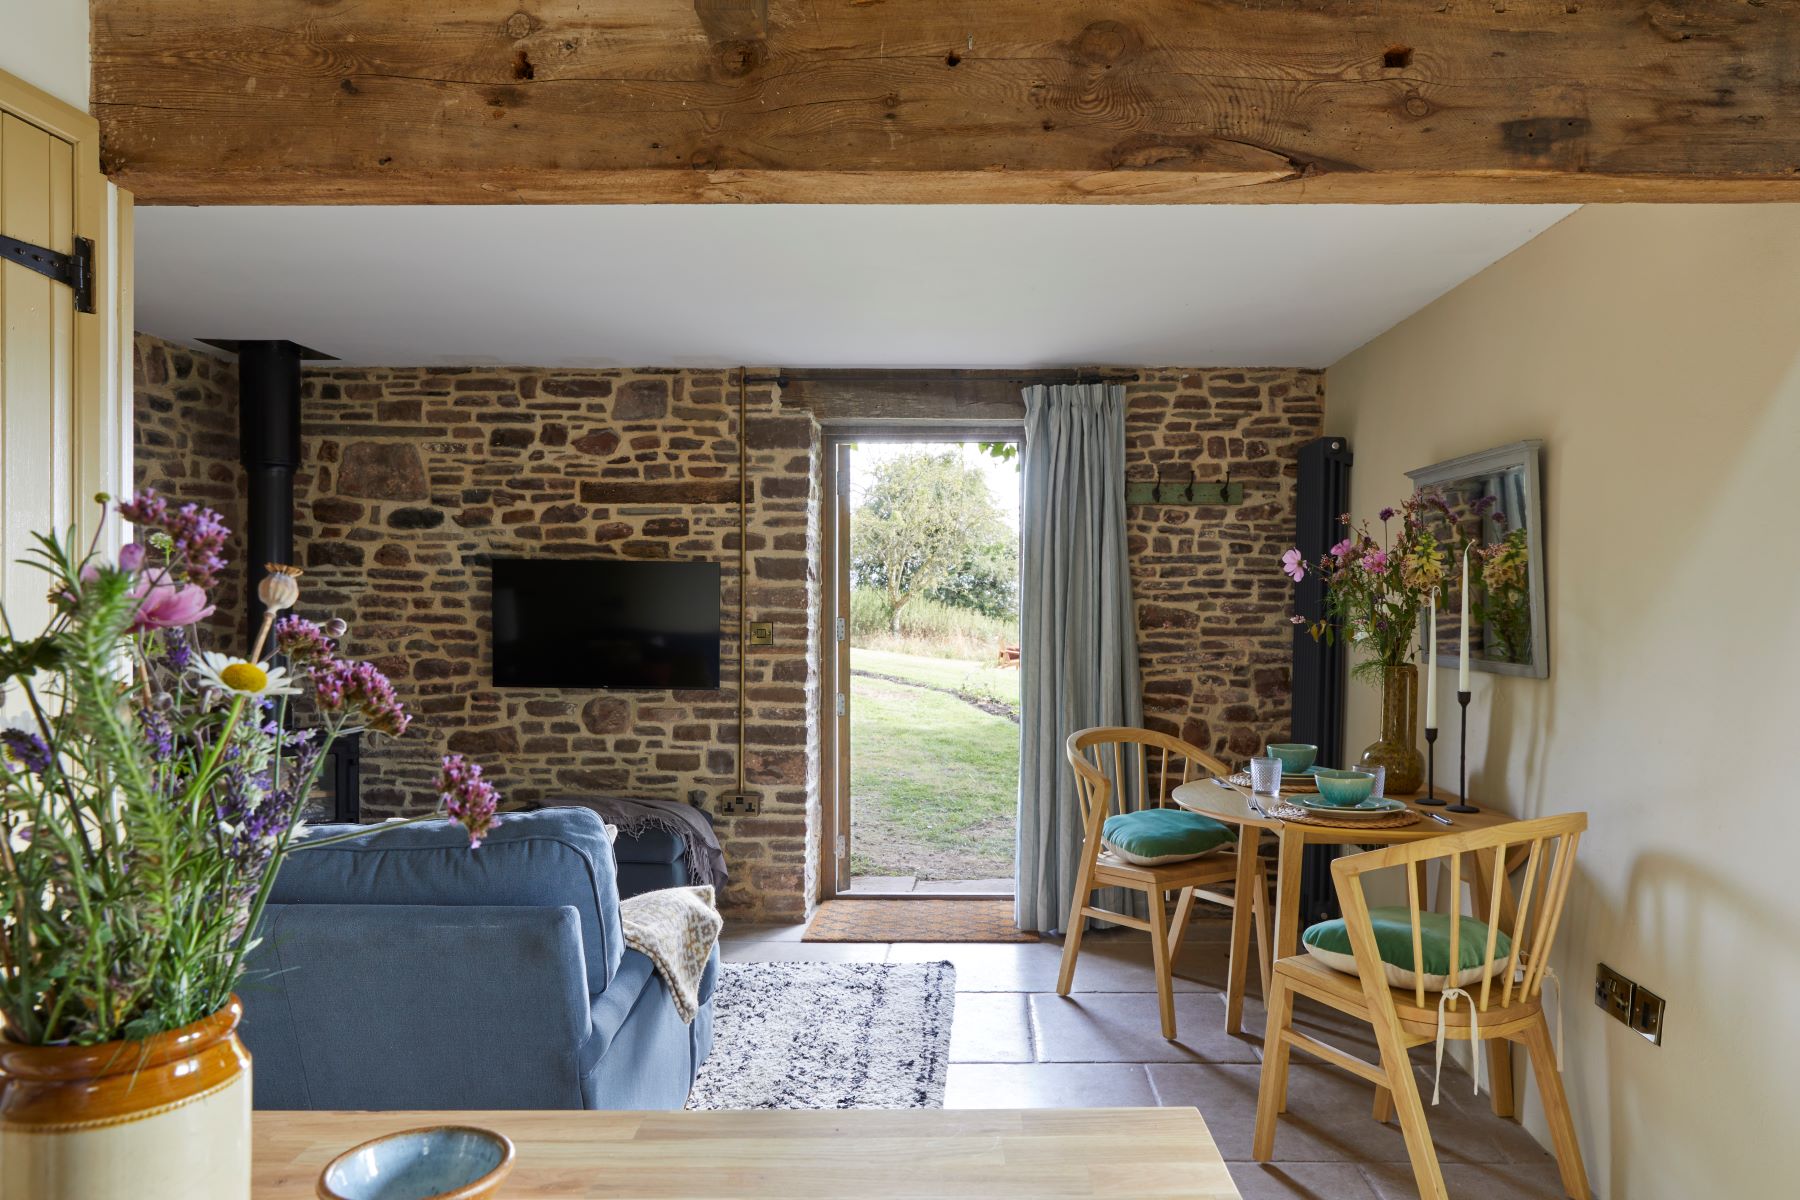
1303 907 1513 992
1100 808 1235 866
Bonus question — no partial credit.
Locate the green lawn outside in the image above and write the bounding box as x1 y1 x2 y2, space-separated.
848 648 1020 881
852 647 1021 708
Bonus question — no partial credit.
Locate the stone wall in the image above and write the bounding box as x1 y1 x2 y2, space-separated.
290 366 821 920
130 335 246 651
130 338 1320 919
1123 370 1325 763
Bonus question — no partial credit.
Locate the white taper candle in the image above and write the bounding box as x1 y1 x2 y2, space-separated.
1425 592 1438 729
1458 546 1472 691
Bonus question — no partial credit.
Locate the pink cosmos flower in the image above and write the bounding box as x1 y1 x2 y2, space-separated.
1328 538 1354 561
1361 549 1389 573
1281 548 1307 582
130 571 216 631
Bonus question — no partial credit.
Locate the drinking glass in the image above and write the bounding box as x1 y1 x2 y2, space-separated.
1249 756 1282 797
1353 765 1387 798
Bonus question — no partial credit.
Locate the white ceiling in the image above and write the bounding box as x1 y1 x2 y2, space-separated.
134 204 1574 370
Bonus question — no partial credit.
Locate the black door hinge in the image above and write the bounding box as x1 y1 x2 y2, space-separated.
0 233 95 314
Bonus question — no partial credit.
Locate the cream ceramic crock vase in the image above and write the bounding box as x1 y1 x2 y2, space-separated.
0 996 251 1200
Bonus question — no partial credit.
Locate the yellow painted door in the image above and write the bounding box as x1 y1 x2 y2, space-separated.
0 71 119 627
1 109 78 630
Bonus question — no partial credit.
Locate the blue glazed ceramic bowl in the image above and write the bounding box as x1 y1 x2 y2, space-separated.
1313 771 1377 808
1264 743 1318 774
318 1126 515 1200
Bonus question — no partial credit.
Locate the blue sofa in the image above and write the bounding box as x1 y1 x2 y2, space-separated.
239 807 717 1110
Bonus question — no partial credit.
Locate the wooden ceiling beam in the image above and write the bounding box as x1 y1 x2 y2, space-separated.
91 1 1800 205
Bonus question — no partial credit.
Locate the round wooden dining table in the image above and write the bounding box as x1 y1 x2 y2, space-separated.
1169 777 1524 1116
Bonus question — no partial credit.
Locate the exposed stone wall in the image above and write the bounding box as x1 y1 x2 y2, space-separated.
130 343 1319 919
130 335 246 651
1123 369 1325 762
289 367 821 920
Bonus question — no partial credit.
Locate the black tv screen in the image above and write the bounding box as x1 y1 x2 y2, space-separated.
490 558 722 689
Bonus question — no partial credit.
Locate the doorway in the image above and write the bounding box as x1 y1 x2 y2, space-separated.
823 435 1022 900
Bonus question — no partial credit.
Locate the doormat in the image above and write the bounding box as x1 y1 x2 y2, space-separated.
803 899 1038 943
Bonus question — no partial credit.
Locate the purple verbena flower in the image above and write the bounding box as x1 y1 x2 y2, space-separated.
312 658 410 737
274 616 338 667
438 754 500 848
1378 506 1397 522
118 489 231 590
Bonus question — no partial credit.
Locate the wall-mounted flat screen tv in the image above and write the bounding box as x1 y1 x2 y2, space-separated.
490 558 722 689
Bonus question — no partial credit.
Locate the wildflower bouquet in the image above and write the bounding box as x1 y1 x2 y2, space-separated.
1281 490 1466 683
0 491 497 1047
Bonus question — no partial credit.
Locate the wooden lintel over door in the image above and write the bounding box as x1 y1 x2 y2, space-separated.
93 1 1800 206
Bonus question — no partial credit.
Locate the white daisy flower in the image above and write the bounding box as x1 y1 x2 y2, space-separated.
193 652 302 699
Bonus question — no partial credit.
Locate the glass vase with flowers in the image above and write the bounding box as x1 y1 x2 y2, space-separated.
0 491 498 1200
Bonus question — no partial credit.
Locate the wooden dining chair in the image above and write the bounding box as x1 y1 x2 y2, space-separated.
1253 813 1589 1200
1059 727 1270 1040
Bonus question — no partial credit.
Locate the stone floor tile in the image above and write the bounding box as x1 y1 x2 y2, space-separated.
885 940 1071 992
719 940 892 963
948 992 1033 1063
1030 992 1260 1064
719 920 809 943
1147 1063 1517 1166
842 876 917 894
943 1063 1157 1109
1358 1158 1576 1200
1227 1162 1383 1200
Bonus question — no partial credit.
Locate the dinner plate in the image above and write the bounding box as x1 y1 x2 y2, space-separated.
1290 794 1408 818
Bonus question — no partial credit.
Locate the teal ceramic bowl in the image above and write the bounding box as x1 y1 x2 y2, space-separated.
1313 771 1376 807
318 1126 514 1200
1264 743 1318 774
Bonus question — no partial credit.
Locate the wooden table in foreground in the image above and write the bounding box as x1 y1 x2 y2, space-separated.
253 1108 1242 1199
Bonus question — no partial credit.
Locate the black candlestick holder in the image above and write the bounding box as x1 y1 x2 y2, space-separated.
1448 690 1478 813
1418 726 1444 805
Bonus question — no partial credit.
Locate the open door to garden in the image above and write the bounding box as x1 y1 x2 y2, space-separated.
825 438 1021 899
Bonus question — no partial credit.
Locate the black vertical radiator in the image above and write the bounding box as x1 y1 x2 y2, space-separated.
1290 436 1352 925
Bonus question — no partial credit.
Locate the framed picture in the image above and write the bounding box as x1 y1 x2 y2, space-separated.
1407 440 1548 679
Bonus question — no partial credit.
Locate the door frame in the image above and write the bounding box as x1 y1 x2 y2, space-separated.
817 422 1023 902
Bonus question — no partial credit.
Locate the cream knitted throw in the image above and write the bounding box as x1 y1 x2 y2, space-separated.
618 885 722 1024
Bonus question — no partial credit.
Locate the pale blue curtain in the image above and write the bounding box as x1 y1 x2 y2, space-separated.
1015 383 1143 932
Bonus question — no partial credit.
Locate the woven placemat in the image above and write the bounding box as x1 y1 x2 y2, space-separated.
1263 799 1423 830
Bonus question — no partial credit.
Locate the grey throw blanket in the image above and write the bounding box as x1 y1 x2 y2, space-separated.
548 795 729 891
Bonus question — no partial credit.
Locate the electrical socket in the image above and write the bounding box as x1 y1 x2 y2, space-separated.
1629 986 1666 1045
1596 963 1664 1046
1594 963 1635 1023
718 791 760 815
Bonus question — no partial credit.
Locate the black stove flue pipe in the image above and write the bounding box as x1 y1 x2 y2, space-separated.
237 340 305 646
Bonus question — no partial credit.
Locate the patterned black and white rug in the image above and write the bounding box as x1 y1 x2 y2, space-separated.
687 961 955 1109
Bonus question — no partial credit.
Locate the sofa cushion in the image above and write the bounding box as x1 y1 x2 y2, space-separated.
270 807 624 993
611 824 685 865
